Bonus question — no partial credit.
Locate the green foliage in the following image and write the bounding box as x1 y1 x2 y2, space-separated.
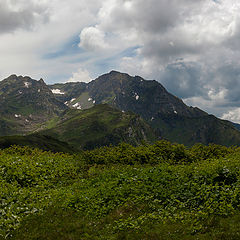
0 146 80 238
82 140 235 165
0 134 76 153
0 141 240 239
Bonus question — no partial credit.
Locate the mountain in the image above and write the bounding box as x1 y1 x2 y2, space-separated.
0 74 67 135
49 71 206 118
49 82 87 107
232 122 240 131
49 71 240 146
0 75 157 150
1 71 240 148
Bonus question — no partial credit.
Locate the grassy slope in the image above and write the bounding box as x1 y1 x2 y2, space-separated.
0 117 24 136
0 75 68 136
0 105 156 152
0 134 76 153
152 115 240 146
0 142 239 239
38 104 157 150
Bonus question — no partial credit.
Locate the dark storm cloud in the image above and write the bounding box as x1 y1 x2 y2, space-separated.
140 36 203 64
114 0 240 119
101 0 205 34
215 64 240 106
0 1 48 34
111 0 179 33
158 60 240 107
159 61 205 99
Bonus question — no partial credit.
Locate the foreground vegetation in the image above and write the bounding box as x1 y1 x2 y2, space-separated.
1 141 240 239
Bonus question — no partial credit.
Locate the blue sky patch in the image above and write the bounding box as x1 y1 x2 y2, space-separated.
43 35 83 59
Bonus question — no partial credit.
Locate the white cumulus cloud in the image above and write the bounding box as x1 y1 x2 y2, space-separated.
68 68 92 83
222 108 240 124
79 26 109 51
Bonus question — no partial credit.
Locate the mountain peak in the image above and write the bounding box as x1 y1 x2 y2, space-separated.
103 70 132 79
8 74 18 79
0 74 68 135
39 78 45 84
109 70 124 75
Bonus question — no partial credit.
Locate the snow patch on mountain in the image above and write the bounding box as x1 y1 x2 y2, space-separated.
51 89 65 95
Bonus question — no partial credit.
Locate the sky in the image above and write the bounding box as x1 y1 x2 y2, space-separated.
0 0 240 122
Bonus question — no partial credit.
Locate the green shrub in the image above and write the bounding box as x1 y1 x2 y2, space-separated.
0 142 240 239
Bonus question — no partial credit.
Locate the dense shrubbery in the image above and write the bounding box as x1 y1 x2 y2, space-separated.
0 141 240 239
82 140 236 165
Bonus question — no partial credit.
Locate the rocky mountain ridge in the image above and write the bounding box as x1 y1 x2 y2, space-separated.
50 71 206 119
49 71 240 146
0 74 67 135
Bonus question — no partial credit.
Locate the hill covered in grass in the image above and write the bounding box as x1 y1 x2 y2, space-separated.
0 104 157 151
38 104 157 150
1 141 240 239
0 134 76 153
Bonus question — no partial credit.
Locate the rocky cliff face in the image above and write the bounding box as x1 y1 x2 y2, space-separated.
87 71 207 120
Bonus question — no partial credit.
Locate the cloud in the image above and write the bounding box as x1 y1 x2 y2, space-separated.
68 68 92 83
158 61 205 99
222 108 240 124
79 26 109 51
0 0 49 34
1 0 240 121
0 0 102 82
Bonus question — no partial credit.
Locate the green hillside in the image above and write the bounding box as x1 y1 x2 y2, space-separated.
1 72 240 147
0 117 25 136
0 134 75 153
0 104 157 152
38 104 157 150
152 114 240 146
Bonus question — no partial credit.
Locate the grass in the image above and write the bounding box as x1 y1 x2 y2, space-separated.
0 104 156 152
73 92 94 109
